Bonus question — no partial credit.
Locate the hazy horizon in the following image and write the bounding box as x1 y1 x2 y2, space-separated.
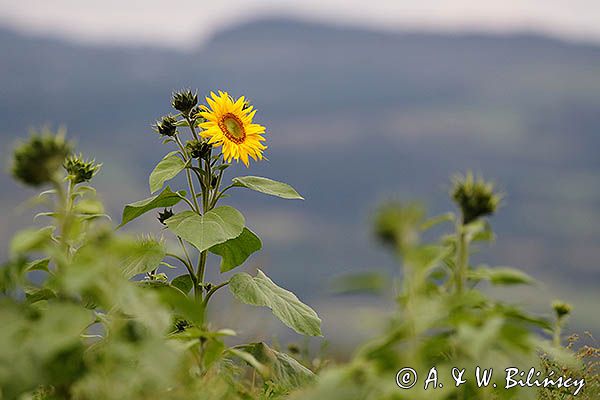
1 0 600 49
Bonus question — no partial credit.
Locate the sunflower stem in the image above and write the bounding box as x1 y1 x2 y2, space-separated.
201 280 230 308
174 135 201 213
455 219 469 295
211 184 235 208
185 116 200 141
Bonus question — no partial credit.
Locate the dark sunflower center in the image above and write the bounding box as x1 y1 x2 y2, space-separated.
219 113 246 144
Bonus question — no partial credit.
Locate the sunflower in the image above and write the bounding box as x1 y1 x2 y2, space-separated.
199 91 267 167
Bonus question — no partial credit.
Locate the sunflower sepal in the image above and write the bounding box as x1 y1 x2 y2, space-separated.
175 119 192 127
171 89 198 116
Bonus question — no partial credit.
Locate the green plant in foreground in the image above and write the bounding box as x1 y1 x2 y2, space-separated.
0 90 322 399
292 173 592 400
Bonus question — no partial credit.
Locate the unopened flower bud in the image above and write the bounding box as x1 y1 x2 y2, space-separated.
171 89 198 115
174 319 190 332
64 153 101 184
287 343 300 354
552 300 572 319
186 139 211 160
154 115 177 137
11 128 72 187
373 202 424 250
451 172 501 224
157 208 174 225
155 273 168 281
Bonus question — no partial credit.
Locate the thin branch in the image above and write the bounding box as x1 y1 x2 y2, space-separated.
201 280 230 307
211 184 235 208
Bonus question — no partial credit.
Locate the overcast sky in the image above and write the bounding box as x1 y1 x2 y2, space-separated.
0 0 599 49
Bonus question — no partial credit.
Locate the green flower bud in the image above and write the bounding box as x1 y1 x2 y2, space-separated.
451 172 501 224
154 115 177 137
373 202 425 250
287 343 300 354
552 300 572 319
185 139 211 160
154 273 168 281
157 208 174 225
171 89 198 115
11 128 73 187
174 319 190 332
64 153 101 184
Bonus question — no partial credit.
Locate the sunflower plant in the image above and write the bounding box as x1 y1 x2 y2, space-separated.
119 89 322 384
293 174 587 400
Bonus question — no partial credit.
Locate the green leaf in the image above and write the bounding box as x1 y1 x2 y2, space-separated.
25 258 50 272
226 348 270 377
10 226 55 256
469 266 534 286
149 151 186 193
236 342 315 392
229 270 322 336
171 274 193 294
232 176 304 200
121 238 166 279
25 286 56 304
73 198 104 215
420 212 454 231
165 206 245 252
119 186 185 228
210 228 262 273
464 219 495 242
203 338 226 370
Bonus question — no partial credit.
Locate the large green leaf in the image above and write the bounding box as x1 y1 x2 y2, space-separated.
149 151 186 193
232 176 303 199
121 237 166 279
171 274 193 294
119 186 185 228
236 342 315 393
210 228 262 273
10 226 55 256
165 206 245 252
229 270 322 336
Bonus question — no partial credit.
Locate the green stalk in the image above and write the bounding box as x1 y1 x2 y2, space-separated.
53 177 75 263
455 220 469 295
201 280 230 308
174 136 201 213
185 116 200 141
553 318 563 346
196 156 212 299
181 120 213 301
